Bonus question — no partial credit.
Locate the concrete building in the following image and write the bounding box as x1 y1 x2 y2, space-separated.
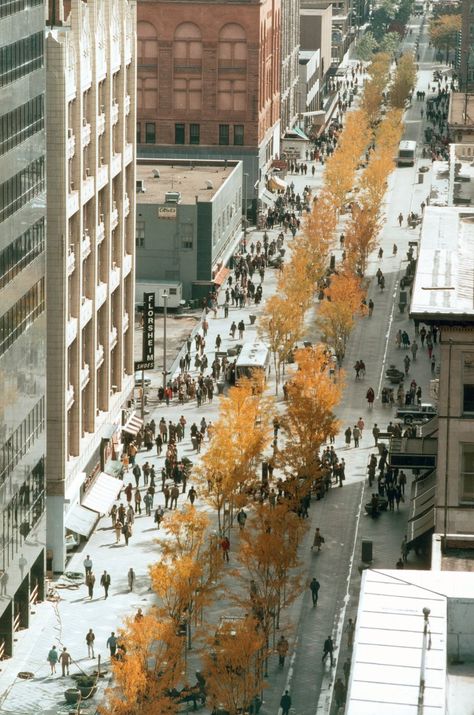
136 0 281 220
410 207 474 541
45 0 136 572
0 0 47 657
429 143 474 207
345 569 474 715
460 0 474 91
301 0 351 66
280 0 301 136
298 50 322 131
135 159 243 300
448 93 474 143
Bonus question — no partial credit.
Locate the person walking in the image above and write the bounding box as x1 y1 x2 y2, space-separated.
187 486 197 505
334 678 346 709
310 577 320 606
356 417 365 435
411 340 418 361
83 554 92 578
170 484 180 509
398 212 403 227
312 528 325 551
372 423 380 445
344 426 352 447
221 535 230 562
366 387 375 407
237 508 247 529
86 570 96 599
134 487 142 515
345 618 355 648
343 657 351 689
277 635 289 667
114 519 123 544
280 690 291 715
47 645 59 675
352 425 360 447
237 320 245 340
86 629 95 658
100 570 111 599
107 632 117 659
368 298 374 317
60 647 72 677
322 636 334 666
127 567 135 592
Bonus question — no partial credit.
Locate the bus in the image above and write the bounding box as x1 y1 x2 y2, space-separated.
397 140 416 167
235 341 270 381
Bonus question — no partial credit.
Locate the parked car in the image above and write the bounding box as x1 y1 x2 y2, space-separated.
134 372 152 387
395 403 437 424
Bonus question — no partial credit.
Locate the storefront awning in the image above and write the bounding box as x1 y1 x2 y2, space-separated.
122 413 143 436
213 266 230 286
65 504 98 537
293 126 309 140
407 471 436 543
261 189 276 207
81 472 122 515
268 176 287 192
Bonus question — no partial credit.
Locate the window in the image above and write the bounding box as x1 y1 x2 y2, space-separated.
0 217 45 289
0 0 42 19
0 95 44 157
0 32 44 88
145 122 156 144
219 124 229 145
180 223 193 249
175 123 185 144
189 123 200 145
217 79 246 111
234 124 244 146
173 78 202 110
0 399 45 488
136 219 145 248
463 354 474 413
136 122 141 144
0 157 45 225
461 444 474 502
0 278 45 356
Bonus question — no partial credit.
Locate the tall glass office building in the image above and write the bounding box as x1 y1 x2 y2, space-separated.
0 0 46 656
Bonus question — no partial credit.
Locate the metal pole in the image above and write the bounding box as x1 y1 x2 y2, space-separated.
162 290 168 391
141 369 145 420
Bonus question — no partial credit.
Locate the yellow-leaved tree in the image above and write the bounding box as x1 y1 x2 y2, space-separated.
317 271 367 362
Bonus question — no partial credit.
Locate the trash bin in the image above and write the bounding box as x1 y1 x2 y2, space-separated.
362 539 373 563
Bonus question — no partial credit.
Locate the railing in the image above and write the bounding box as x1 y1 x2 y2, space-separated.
66 384 74 409
96 220 105 244
109 326 118 348
81 232 91 258
80 364 90 389
97 112 106 135
81 121 91 146
67 133 75 159
66 316 78 346
111 101 119 125
96 344 104 367
67 249 75 276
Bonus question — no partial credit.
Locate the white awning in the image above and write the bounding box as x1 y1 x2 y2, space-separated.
122 413 143 436
81 472 122 515
261 189 275 207
65 504 98 537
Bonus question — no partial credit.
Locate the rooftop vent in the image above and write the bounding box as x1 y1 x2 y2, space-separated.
152 169 160 179
165 191 181 204
205 180 214 190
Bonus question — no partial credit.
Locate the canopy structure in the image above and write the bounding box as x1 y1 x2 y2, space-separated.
81 472 122 515
268 176 287 192
122 413 143 436
65 505 98 537
212 266 230 286
406 471 436 544
261 189 276 206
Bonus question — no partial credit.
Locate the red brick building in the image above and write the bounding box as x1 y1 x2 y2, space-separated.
137 0 281 217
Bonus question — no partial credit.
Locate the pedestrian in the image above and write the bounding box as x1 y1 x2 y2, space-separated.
188 486 197 505
107 632 117 658
128 567 135 592
230 321 237 339
398 212 403 227
411 340 418 360
86 570 96 599
368 298 374 317
132 463 141 488
312 528 325 551
431 355 436 375
280 690 291 715
238 320 245 340
277 635 289 667
83 554 92 577
154 505 164 528
334 678 346 708
401 535 409 563
115 519 123 544
356 417 365 435
215 334 222 350
123 520 132 546
135 608 144 622
345 618 355 648
170 484 180 509
366 387 375 407
322 636 334 666
343 657 351 688
86 629 95 658
372 423 380 445
352 425 360 447
47 645 59 675
221 535 230 562
100 570 111 599
310 577 320 606
60 647 72 676
237 508 247 529
134 487 142 514
144 491 152 516
344 426 352 446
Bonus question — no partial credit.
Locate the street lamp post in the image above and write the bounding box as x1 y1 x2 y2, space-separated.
162 289 168 391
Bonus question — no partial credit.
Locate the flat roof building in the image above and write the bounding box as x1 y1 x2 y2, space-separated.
136 159 243 300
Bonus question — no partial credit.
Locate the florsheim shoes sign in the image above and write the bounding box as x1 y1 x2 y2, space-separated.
135 292 155 370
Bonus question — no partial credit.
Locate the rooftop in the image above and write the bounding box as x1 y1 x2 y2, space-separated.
428 145 474 207
448 92 474 127
346 569 474 715
409 206 474 322
136 160 239 205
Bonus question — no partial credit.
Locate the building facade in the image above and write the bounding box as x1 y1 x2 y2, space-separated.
460 0 474 91
46 0 136 572
136 159 243 300
0 0 47 656
136 0 281 218
280 0 300 136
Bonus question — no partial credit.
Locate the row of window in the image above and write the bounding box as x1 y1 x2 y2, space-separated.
0 94 44 158
0 217 45 290
0 458 45 572
0 32 43 88
137 122 245 146
0 278 45 357
0 0 43 19
0 156 45 225
0 399 45 488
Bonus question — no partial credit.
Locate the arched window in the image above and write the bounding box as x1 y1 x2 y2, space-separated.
217 23 247 112
173 23 202 111
137 21 158 68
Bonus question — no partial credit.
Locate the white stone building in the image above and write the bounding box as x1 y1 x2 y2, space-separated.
45 0 136 572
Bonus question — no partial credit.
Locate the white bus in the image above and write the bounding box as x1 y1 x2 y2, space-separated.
235 341 270 381
397 140 416 167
